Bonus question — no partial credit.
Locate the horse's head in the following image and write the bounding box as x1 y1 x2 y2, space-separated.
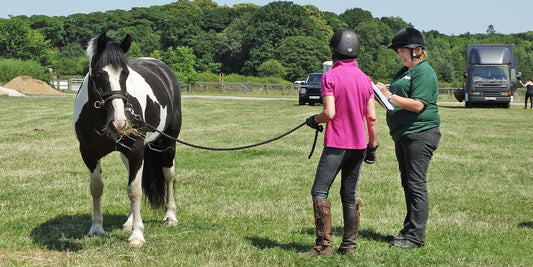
86 32 132 136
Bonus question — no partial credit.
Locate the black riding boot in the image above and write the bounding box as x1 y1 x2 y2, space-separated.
337 203 360 254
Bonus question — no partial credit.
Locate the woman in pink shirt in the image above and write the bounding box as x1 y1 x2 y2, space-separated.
301 29 378 257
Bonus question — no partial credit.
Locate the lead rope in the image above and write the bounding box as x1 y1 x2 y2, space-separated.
308 125 323 159
128 110 320 157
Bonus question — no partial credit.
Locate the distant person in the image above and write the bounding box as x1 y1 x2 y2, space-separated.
375 28 441 249
520 78 533 109
301 29 378 257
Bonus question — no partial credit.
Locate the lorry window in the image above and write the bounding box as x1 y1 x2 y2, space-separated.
472 65 509 82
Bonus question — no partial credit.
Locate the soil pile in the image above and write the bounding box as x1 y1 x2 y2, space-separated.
3 76 65 95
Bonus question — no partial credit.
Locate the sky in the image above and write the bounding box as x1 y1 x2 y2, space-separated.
1 0 531 35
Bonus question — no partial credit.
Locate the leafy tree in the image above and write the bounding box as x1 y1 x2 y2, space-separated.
27 15 68 48
355 19 391 52
302 5 333 42
365 46 400 81
158 9 203 49
127 41 143 57
380 16 412 34
323 11 348 32
215 8 257 74
257 59 286 78
274 35 330 81
201 6 238 32
339 8 373 29
109 22 161 55
63 13 96 48
0 17 54 66
486 24 496 35
241 1 326 75
54 42 86 76
188 30 222 73
162 46 198 85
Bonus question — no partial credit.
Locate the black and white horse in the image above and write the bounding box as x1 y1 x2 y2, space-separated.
73 33 182 246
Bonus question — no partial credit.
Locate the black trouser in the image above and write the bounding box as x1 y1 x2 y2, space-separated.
311 147 365 204
394 127 441 245
525 92 533 108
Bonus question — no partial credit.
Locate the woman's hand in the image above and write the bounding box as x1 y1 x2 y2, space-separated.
376 82 391 97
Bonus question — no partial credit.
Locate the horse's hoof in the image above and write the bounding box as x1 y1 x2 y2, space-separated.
128 239 145 247
163 218 178 227
88 226 105 237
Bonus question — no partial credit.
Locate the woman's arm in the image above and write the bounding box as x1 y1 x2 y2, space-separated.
365 97 378 148
375 82 425 113
315 95 335 124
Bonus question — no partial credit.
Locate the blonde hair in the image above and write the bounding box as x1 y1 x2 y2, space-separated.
413 47 428 64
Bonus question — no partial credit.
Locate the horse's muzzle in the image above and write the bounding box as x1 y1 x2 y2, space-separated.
113 119 127 133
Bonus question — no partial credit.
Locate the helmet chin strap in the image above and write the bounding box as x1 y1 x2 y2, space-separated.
410 48 423 62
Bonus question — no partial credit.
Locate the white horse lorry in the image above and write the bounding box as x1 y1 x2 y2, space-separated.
456 44 521 108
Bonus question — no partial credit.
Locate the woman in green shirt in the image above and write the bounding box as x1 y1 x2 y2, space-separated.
376 28 441 249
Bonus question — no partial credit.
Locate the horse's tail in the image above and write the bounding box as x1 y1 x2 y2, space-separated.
142 146 166 209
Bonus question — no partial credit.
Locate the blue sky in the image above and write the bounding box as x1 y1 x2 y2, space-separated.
2 0 531 35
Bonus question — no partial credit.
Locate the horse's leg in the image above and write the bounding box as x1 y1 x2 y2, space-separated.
126 161 146 247
120 154 134 232
88 161 105 237
123 203 134 232
162 165 178 226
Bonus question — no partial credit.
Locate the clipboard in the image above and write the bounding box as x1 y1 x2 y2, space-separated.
372 82 394 112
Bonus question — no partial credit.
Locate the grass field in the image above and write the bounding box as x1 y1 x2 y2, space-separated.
0 95 531 266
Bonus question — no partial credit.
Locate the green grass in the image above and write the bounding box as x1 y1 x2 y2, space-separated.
0 96 531 266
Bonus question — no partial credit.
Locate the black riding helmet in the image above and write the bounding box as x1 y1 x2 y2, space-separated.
330 29 360 59
388 28 426 50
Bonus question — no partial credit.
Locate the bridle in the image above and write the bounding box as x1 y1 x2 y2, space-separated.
91 79 129 109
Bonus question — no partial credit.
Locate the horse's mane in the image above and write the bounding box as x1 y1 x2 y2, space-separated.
86 34 128 71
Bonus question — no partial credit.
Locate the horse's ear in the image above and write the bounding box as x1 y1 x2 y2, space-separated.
97 32 107 52
121 34 132 53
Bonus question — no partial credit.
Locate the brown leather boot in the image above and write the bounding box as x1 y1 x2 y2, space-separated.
336 202 360 254
300 200 332 257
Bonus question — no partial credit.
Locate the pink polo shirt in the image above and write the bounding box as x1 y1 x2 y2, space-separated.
321 60 374 149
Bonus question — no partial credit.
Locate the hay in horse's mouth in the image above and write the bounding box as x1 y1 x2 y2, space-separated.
97 121 146 146
119 121 145 139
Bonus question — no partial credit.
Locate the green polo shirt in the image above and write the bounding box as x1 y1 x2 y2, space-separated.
386 59 440 141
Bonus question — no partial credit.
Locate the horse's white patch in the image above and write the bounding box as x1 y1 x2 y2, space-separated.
126 67 168 144
103 65 127 133
73 74 90 126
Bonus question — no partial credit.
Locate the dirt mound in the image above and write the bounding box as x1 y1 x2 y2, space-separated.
3 76 65 95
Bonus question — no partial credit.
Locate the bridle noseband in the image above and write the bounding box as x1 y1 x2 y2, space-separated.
92 79 128 109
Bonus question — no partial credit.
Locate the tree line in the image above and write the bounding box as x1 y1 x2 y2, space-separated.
1 0 533 86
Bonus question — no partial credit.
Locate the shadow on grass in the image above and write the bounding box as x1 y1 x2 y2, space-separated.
246 227 390 252
246 237 309 252
30 214 126 251
302 226 389 242
518 221 533 228
438 105 465 109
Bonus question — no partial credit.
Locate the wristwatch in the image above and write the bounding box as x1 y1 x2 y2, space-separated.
388 93 394 101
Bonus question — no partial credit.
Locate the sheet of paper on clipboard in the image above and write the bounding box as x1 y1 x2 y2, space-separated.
372 82 394 112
